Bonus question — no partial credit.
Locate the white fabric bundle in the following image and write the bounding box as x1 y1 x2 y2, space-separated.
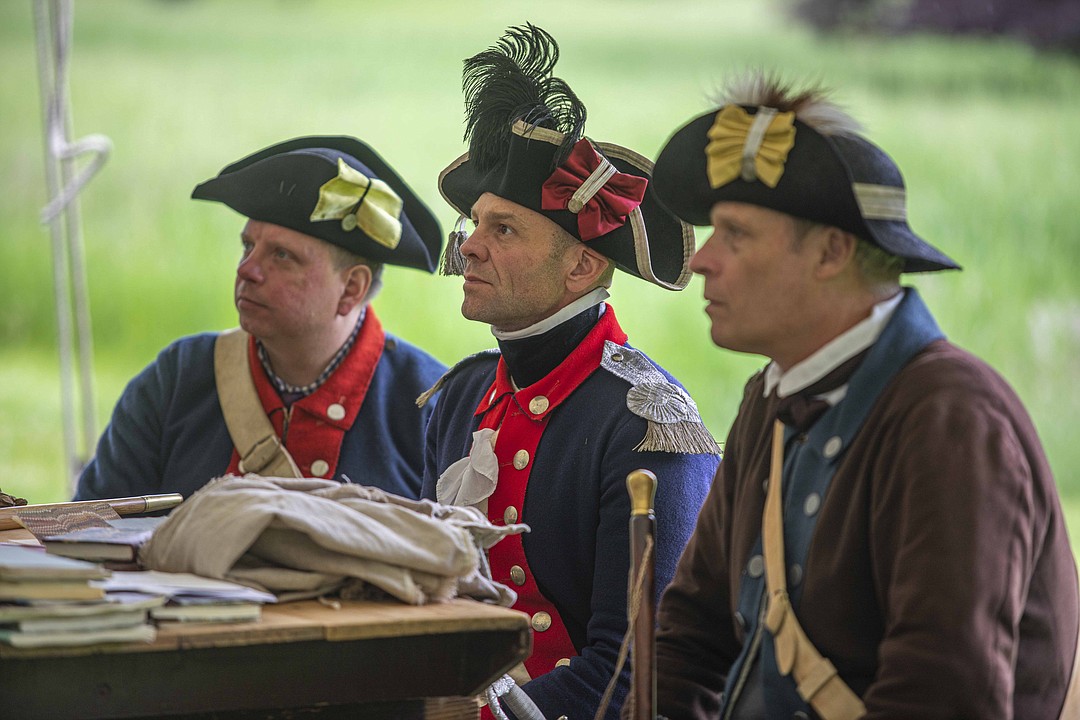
140 475 526 605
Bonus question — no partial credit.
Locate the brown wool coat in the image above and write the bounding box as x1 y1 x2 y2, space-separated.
655 339 1078 719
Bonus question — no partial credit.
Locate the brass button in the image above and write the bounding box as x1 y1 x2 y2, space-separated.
610 352 624 362
327 403 346 421
555 658 571 668
311 459 330 477
531 611 552 632
503 505 519 524
510 565 526 586
528 395 549 414
513 449 530 470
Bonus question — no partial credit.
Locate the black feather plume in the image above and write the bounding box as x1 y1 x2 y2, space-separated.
462 24 586 171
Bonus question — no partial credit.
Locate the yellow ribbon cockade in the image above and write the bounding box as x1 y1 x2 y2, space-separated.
705 105 796 189
310 158 403 249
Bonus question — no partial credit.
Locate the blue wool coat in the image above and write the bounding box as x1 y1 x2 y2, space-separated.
422 339 719 720
75 329 446 501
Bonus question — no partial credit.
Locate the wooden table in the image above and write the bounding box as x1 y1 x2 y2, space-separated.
0 532 532 719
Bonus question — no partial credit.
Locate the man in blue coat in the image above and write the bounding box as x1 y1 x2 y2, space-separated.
75 136 447 501
420 25 720 720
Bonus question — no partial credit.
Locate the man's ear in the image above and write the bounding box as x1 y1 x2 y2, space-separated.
337 264 373 316
814 227 858 281
565 246 610 294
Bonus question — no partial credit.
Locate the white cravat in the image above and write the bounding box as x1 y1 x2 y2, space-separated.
763 290 904 401
436 428 500 508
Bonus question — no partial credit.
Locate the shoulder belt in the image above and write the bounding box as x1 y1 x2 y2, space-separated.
415 348 501 408
214 328 302 478
600 340 721 456
764 420 864 719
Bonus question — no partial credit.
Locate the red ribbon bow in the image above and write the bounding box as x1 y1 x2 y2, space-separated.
540 139 648 242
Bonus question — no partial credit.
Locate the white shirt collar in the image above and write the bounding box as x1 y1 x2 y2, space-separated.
763 290 904 398
490 287 610 341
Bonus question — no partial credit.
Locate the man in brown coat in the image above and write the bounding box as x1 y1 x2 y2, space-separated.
645 73 1079 719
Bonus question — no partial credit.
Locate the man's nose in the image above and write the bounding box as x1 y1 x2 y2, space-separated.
237 253 264 282
458 230 483 259
688 236 716 275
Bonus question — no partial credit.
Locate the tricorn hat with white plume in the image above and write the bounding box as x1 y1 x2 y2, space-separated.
652 73 958 273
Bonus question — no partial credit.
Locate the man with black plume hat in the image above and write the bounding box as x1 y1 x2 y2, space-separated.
76 136 447 501
419 25 720 719
648 73 1079 719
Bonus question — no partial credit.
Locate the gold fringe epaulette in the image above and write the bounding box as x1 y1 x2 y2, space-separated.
600 341 722 456
416 349 501 408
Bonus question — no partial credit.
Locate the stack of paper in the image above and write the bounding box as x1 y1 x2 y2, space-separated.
100 570 276 624
0 546 158 647
0 545 108 602
0 592 162 648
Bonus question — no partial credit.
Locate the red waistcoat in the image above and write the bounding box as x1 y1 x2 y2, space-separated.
226 311 386 479
474 307 628 680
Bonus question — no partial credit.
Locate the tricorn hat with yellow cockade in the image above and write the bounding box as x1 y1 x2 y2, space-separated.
437 24 694 290
191 136 443 273
652 75 959 273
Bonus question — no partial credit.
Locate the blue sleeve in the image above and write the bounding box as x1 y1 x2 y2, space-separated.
74 334 230 501
74 347 176 500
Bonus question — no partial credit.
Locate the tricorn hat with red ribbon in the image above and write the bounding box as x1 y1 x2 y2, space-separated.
437 24 693 290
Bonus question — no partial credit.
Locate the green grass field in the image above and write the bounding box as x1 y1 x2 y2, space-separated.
2 0 1079 547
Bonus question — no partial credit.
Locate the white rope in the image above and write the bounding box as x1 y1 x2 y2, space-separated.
34 0 109 490
37 0 112 224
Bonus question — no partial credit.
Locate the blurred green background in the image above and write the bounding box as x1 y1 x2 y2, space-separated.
2 1 1078 540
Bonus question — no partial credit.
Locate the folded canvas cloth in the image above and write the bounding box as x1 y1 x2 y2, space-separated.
140 475 526 605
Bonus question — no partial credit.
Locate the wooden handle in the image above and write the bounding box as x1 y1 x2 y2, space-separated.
627 469 657 720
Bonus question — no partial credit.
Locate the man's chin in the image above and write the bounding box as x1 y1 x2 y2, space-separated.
236 315 263 338
460 300 490 325
708 325 733 350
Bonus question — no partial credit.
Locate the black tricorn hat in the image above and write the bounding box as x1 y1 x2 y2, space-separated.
438 25 694 289
192 136 443 273
653 105 959 273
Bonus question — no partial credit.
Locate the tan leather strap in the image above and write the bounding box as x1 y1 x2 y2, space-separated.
214 328 302 478
763 420 866 720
